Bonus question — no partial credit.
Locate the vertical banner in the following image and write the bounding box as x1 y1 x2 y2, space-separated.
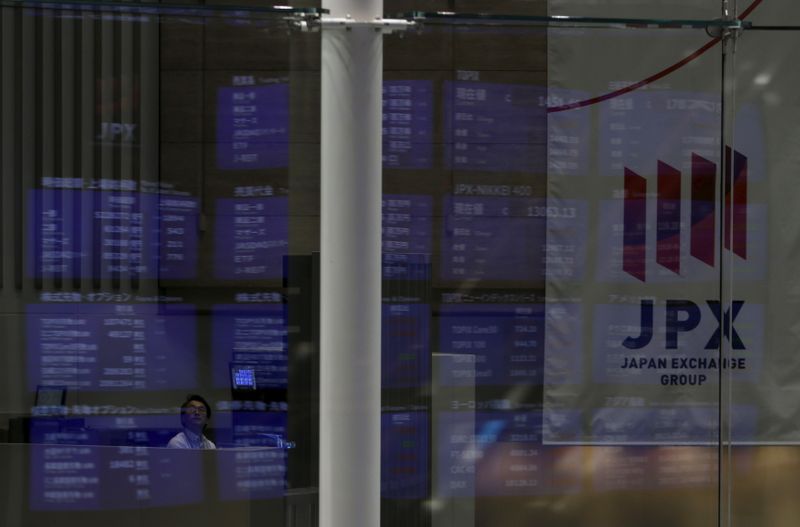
545 26 766 446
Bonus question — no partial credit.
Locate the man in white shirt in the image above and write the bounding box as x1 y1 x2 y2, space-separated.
167 394 217 449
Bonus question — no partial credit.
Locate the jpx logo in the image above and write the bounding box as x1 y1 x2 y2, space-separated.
622 299 745 350
620 148 750 354
622 147 747 281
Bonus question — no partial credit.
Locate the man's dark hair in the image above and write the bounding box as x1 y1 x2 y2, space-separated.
181 394 212 420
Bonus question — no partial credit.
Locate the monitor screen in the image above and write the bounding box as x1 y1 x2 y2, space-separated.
213 197 289 280
231 365 258 390
35 385 66 406
216 80 289 170
212 302 288 389
27 188 199 280
27 302 198 392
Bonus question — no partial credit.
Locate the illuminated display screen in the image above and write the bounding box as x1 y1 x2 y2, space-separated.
382 194 433 280
35 386 66 406
82 414 181 448
29 416 202 510
382 303 430 389
214 196 289 280
382 80 433 169
436 411 580 497
440 195 546 282
216 411 287 501
381 412 428 499
443 81 546 173
212 302 288 389
28 189 199 280
438 304 544 386
29 411 292 509
26 302 197 391
216 81 289 170
231 366 258 390
440 195 587 282
29 426 102 510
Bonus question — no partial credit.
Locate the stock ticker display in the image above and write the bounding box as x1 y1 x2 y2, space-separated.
28 416 202 510
213 196 289 280
442 81 546 173
28 411 289 509
27 301 198 391
216 81 289 170
28 187 200 280
211 302 288 390
383 81 434 169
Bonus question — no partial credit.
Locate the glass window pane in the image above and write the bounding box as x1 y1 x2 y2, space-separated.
730 7 800 525
382 17 726 527
0 4 320 524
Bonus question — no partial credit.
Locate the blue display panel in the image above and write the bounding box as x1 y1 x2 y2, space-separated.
214 196 288 280
382 194 433 280
215 411 287 501
28 411 291 509
436 411 581 497
440 195 545 282
29 418 202 510
82 414 181 448
382 80 433 169
28 189 199 279
231 366 258 390
29 426 102 510
382 303 430 389
216 79 289 170
438 304 544 386
212 300 287 389
27 301 197 391
441 194 588 282
381 412 429 499
443 81 546 173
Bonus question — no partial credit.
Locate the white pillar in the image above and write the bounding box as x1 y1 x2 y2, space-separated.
319 0 382 523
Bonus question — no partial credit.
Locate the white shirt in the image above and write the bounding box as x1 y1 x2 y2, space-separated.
167 429 216 450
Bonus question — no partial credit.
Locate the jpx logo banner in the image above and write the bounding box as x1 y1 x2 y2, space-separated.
593 301 762 387
590 148 764 387
622 299 745 351
623 147 747 282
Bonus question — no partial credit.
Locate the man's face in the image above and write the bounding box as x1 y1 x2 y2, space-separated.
183 400 209 431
